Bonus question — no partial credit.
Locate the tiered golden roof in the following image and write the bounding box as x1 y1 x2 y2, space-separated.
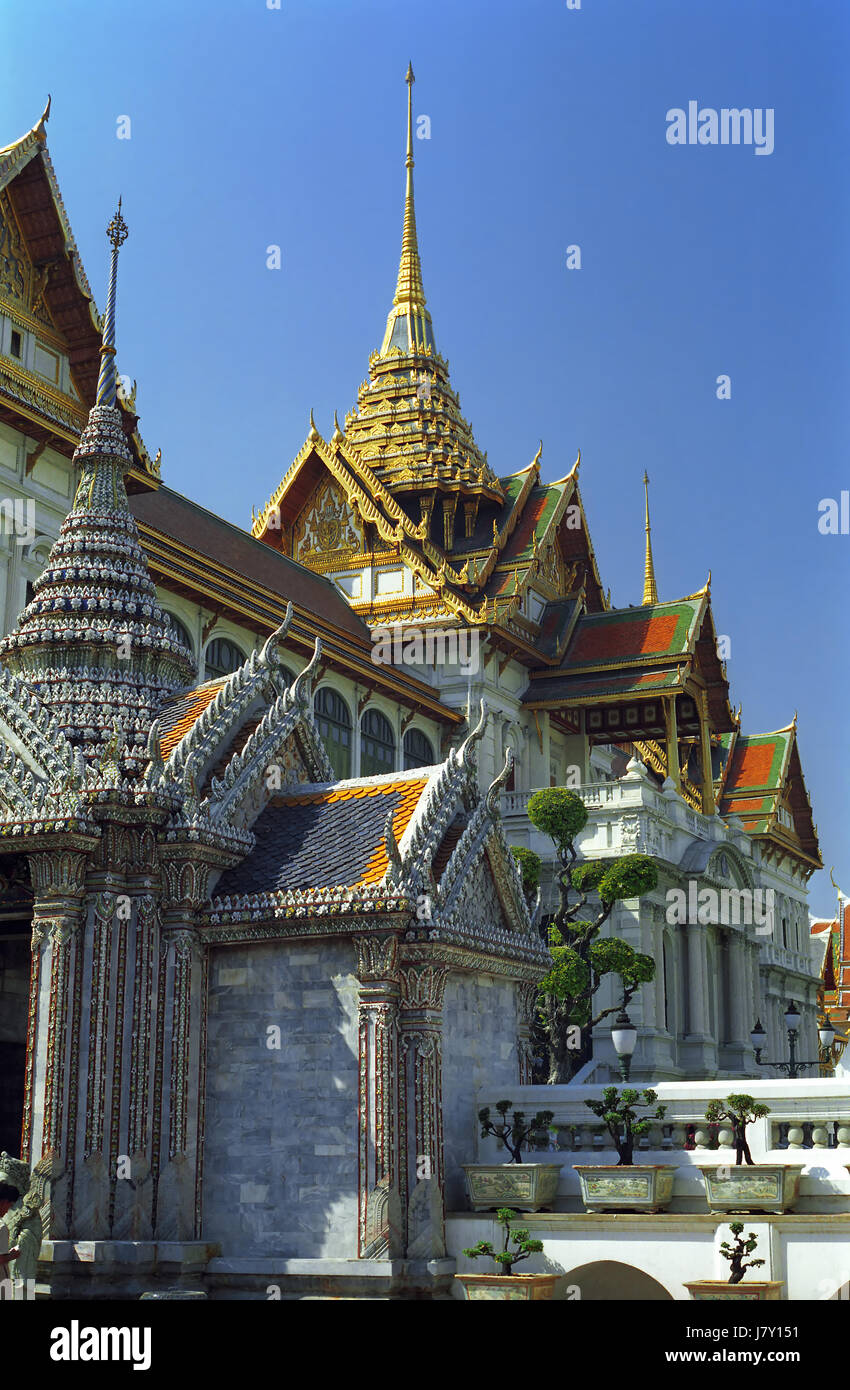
342 65 503 526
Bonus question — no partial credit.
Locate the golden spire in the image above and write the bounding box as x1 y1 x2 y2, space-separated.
380 65 434 355
642 470 658 605
395 63 425 309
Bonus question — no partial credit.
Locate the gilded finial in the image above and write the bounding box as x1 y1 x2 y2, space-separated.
95 197 129 408
308 408 319 442
107 196 129 251
332 410 343 443
380 63 431 355
641 470 658 606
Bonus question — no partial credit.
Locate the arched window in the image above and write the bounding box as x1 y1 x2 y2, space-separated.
403 727 434 770
361 709 395 777
314 687 352 779
204 637 247 681
165 613 195 657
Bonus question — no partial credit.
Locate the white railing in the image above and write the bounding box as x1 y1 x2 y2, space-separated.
471 1079 850 1211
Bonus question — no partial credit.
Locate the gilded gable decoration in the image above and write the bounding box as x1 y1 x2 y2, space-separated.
293 478 364 562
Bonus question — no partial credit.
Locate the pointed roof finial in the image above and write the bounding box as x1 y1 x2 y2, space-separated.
380 64 432 355
95 197 129 408
641 470 658 605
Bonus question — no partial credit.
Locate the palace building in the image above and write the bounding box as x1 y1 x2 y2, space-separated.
0 75 829 1296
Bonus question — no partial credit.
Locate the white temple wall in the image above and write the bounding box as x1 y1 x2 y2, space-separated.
441 971 520 1209
202 938 360 1258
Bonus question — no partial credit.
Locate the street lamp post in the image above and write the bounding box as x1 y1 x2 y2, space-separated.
751 1004 835 1079
611 1006 637 1082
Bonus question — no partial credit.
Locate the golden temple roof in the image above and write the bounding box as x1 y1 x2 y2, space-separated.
342 68 502 508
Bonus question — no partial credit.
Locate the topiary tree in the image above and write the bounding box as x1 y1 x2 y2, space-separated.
583 1085 666 1166
704 1094 771 1166
720 1223 766 1284
462 1208 544 1276
522 787 658 1083
510 846 541 904
477 1100 555 1164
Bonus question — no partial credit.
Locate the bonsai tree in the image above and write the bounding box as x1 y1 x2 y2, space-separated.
704 1094 771 1166
462 1208 544 1276
584 1085 666 1166
478 1100 555 1164
720 1222 766 1284
518 788 658 1082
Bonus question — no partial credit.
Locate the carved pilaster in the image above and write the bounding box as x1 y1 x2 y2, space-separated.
516 979 538 1084
154 925 203 1240
354 934 402 1257
23 848 89 1238
399 961 448 1258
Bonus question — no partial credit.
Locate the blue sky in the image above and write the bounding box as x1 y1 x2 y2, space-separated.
3 0 848 911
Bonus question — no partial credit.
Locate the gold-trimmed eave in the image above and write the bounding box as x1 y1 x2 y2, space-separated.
522 662 690 712
253 429 427 549
0 114 159 486
561 477 608 613
136 521 460 727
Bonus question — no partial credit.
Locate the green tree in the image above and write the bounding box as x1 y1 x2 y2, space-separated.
462 1208 545 1276
704 1094 771 1166
522 787 658 1083
720 1223 765 1284
584 1085 666 1166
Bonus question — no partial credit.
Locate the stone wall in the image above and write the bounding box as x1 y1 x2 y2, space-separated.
441 972 519 1209
202 938 359 1259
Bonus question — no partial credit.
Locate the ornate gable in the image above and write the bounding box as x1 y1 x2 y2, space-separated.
292 474 364 566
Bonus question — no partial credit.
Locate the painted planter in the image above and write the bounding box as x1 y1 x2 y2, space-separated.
455 1273 560 1301
699 1164 803 1214
462 1163 561 1213
573 1164 678 1213
684 1280 784 1301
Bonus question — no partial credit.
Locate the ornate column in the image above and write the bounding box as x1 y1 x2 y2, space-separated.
354 934 402 1257
664 695 681 790
697 690 716 816
516 981 537 1083
684 920 709 1037
726 930 749 1046
399 959 448 1259
24 846 90 1240
153 847 216 1241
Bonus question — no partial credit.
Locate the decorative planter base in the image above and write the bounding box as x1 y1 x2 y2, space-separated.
699 1165 803 1214
455 1273 560 1301
684 1280 784 1301
462 1164 561 1213
574 1164 678 1213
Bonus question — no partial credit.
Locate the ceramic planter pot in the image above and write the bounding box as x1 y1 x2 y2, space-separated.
699 1164 803 1214
455 1273 560 1301
573 1164 678 1213
684 1280 784 1301
461 1163 561 1212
